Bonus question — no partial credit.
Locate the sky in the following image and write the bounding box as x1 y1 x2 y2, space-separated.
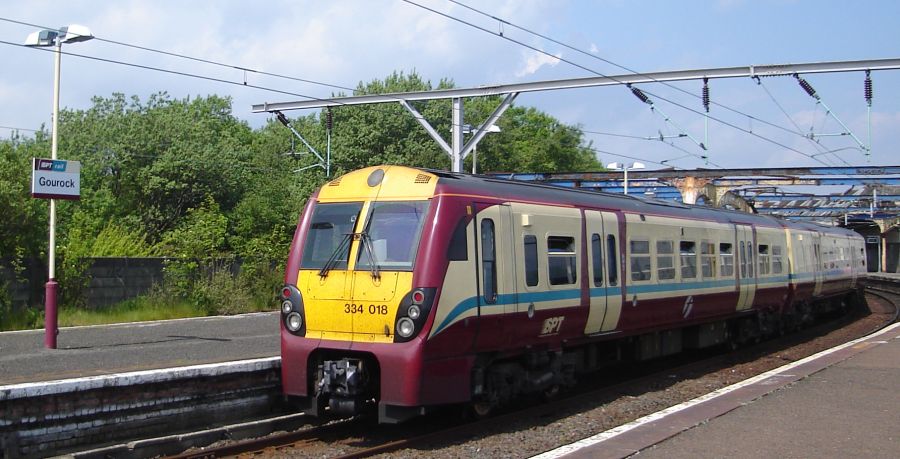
1 0 899 172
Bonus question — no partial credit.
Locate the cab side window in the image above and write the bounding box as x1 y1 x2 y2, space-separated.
481 219 497 304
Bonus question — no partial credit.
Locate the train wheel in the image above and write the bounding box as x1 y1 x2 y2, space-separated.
468 399 496 419
542 384 561 402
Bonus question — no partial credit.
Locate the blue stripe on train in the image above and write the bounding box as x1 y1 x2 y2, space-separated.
432 272 840 336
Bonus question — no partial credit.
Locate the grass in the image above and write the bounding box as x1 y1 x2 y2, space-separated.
1 292 275 332
57 298 206 327
1 263 281 332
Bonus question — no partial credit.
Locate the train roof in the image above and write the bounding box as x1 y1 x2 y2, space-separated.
318 165 859 239
422 167 859 237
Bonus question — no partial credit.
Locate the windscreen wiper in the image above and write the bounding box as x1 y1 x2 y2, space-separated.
359 231 381 280
318 233 353 278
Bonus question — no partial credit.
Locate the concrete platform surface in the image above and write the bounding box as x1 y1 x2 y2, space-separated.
635 327 900 458
869 272 900 281
533 322 900 459
0 312 280 384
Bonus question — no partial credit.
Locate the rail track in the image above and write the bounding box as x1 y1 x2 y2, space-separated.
159 283 898 459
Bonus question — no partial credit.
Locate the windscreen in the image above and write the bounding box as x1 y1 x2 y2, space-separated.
357 201 430 271
300 202 363 270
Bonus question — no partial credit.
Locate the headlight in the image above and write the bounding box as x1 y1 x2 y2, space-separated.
286 312 303 332
407 305 421 320
281 300 293 314
396 317 415 338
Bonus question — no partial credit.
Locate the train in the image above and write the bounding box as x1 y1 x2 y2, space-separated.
278 165 866 423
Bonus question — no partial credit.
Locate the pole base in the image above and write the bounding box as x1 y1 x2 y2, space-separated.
45 280 58 349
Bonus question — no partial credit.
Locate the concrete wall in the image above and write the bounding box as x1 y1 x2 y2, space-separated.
84 258 167 307
2 258 251 309
0 358 283 458
0 259 44 309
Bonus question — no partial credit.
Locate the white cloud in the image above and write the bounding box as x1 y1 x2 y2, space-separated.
515 50 561 77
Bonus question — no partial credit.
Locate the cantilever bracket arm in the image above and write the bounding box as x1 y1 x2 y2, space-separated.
461 93 518 160
400 100 452 156
274 110 327 166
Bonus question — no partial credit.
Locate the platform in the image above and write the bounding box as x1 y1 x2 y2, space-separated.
0 312 280 385
533 322 900 459
869 271 900 281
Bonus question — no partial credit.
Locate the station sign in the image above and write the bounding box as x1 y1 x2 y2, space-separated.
31 158 81 200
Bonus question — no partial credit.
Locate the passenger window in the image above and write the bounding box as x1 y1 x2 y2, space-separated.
524 235 539 287
607 235 618 286
656 240 675 280
772 245 783 274
591 234 603 287
747 243 754 277
758 244 770 275
701 241 716 278
481 219 497 304
680 241 697 279
548 236 577 285
630 240 651 281
720 243 734 277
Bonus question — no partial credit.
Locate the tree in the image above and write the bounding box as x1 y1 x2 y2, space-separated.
0 132 50 268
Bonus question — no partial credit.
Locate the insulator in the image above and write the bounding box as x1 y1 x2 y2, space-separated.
794 74 818 100
864 70 873 106
275 111 289 127
702 78 710 113
326 109 333 130
628 84 652 105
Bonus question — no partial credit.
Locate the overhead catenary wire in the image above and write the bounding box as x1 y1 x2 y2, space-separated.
2 17 683 175
444 0 832 144
587 146 679 169
423 0 834 167
0 17 362 96
581 128 718 168
0 17 499 135
0 39 347 103
753 76 839 166
404 2 718 168
0 12 846 169
792 73 868 159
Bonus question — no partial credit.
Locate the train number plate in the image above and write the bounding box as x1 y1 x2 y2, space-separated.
344 303 389 315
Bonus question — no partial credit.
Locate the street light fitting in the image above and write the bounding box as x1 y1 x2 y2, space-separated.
607 161 646 196
24 29 58 47
608 161 646 171
59 24 94 43
24 24 93 47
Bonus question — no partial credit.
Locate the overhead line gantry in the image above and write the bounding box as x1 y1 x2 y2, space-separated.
253 58 900 173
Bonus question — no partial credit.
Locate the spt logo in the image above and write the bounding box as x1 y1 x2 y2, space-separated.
37 160 65 171
539 316 565 336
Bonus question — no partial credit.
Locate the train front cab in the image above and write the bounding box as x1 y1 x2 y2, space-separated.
279 166 441 422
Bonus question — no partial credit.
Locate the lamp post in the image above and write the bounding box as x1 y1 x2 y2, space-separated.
25 24 93 349
607 161 646 195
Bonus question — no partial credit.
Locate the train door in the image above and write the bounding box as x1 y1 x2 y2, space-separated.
584 210 623 334
812 233 824 296
474 203 518 350
736 224 757 310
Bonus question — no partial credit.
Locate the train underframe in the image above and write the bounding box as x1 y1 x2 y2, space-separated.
466 286 866 417
291 285 865 423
